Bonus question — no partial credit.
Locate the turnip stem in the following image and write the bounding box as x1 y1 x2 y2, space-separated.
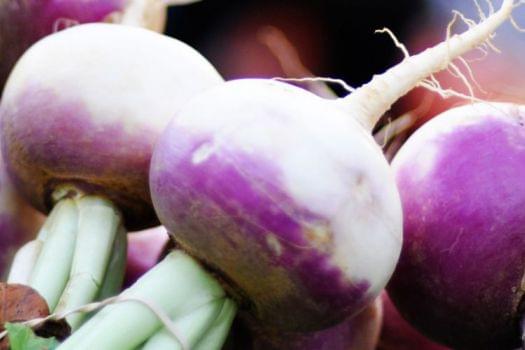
8 203 57 284
339 0 515 131
7 240 43 285
97 225 128 301
53 196 124 330
57 251 230 350
193 299 237 350
6 191 127 331
28 199 78 310
141 298 226 350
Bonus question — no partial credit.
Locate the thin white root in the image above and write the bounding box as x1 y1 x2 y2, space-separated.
339 0 517 131
473 0 488 19
375 28 410 59
448 62 475 98
458 56 487 93
485 0 496 15
510 14 525 31
272 77 355 94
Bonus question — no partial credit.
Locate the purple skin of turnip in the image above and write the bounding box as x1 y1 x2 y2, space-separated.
0 0 187 95
388 102 525 349
59 2 518 348
124 226 169 287
148 0 516 333
238 297 383 350
0 23 223 329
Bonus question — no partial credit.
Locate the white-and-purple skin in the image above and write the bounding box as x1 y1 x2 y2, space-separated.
150 79 403 331
1 23 223 229
58 2 517 346
150 0 518 333
0 22 223 329
389 103 525 349
0 0 180 95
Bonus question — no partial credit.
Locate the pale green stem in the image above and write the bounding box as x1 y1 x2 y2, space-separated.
193 299 237 350
141 298 225 350
7 240 43 285
57 251 228 350
6 190 128 332
7 202 58 284
29 199 79 310
54 196 124 330
97 225 128 301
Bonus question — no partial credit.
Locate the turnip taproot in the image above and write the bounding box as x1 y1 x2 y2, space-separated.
59 1 518 348
0 0 199 95
388 102 525 349
0 23 222 329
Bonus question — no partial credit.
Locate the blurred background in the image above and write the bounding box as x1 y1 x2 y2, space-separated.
166 0 525 143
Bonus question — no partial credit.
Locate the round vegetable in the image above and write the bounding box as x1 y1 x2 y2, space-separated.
0 0 184 95
60 2 517 348
150 0 515 331
388 102 525 349
0 23 222 329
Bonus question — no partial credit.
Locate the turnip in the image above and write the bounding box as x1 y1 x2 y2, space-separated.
58 1 519 348
124 226 169 287
237 297 383 350
0 0 201 95
378 292 449 350
387 102 525 349
0 22 222 329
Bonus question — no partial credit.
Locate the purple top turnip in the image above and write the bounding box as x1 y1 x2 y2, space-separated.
149 0 516 332
1 23 222 229
0 23 222 329
388 102 525 349
0 0 183 95
60 2 518 348
150 78 402 331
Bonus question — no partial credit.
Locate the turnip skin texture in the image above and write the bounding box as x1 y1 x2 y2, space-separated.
60 1 519 346
150 79 402 331
0 0 179 95
388 103 525 349
240 297 383 350
0 22 223 329
1 23 223 230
